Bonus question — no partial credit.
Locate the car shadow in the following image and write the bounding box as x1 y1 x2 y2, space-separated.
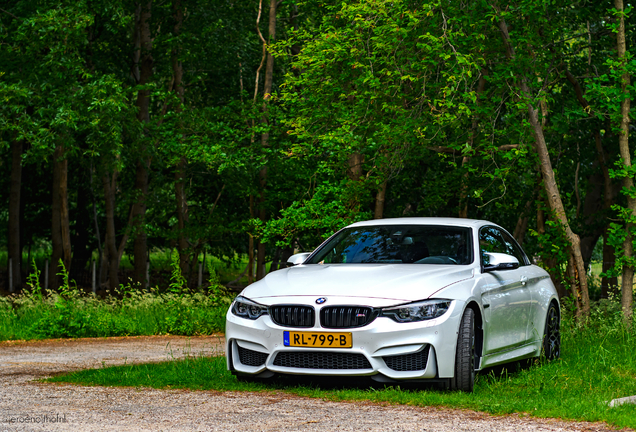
245 359 537 392
478 358 535 379
248 374 445 392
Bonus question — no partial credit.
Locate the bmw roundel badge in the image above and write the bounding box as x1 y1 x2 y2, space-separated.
315 297 327 305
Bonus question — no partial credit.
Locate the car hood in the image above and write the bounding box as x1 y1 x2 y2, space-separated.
241 264 474 302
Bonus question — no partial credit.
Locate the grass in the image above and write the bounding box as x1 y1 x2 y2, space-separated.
48 304 636 429
0 253 233 341
0 289 229 340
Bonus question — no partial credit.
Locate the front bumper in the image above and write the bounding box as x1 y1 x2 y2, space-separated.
225 299 464 380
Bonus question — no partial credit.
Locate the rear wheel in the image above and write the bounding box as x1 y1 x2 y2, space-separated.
542 302 561 360
450 308 475 392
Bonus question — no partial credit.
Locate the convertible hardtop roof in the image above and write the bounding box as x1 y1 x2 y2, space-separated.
347 217 494 229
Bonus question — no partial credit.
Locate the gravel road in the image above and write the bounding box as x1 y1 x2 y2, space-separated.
0 336 623 431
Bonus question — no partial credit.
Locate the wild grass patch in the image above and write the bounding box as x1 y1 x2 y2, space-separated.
0 256 233 340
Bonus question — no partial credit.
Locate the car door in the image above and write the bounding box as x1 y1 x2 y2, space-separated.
498 229 544 342
479 226 533 355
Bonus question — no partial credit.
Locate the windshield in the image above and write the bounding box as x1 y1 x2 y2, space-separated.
307 225 473 265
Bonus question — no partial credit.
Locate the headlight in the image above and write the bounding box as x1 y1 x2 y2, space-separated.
231 296 268 320
380 299 451 323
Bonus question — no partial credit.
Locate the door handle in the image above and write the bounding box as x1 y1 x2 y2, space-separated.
520 276 528 286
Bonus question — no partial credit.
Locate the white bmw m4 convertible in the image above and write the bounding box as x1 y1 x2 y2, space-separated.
225 218 561 391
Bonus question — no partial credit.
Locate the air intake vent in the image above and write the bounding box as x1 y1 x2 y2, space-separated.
270 305 315 328
273 352 372 370
237 346 268 367
383 345 430 371
320 306 376 328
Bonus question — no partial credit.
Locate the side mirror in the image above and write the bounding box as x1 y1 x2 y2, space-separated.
482 252 519 272
286 252 311 267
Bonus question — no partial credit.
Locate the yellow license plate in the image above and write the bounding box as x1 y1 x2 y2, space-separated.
283 331 352 348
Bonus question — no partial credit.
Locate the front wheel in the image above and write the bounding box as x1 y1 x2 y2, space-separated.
542 302 561 360
450 308 475 392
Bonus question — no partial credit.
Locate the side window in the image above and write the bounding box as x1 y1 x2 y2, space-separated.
478 227 508 265
500 230 528 266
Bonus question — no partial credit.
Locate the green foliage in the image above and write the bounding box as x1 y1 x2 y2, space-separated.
259 182 372 247
0 289 228 340
604 221 636 279
206 262 233 308
604 158 636 283
0 265 230 340
24 259 43 301
169 249 188 294
529 217 572 291
50 301 636 429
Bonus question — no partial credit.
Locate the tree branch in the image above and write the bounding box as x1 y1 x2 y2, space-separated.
427 146 457 154
496 144 519 151
0 8 18 19
564 70 590 112
209 184 226 215
427 144 519 155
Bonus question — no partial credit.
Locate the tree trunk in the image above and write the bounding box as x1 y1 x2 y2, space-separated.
89 163 104 288
458 155 470 218
513 198 533 247
602 228 619 299
102 173 119 292
70 161 95 285
564 71 618 288
347 153 364 209
132 161 149 286
495 12 590 318
615 0 634 324
8 139 23 293
248 195 255 284
256 167 267 280
565 70 616 276
172 0 189 280
347 153 363 180
175 158 190 277
268 247 282 273
256 239 266 280
374 180 388 219
255 0 278 281
50 145 71 290
594 129 618 298
575 169 605 271
596 128 620 298
59 155 72 270
527 85 590 318
248 235 255 284
132 0 153 287
51 151 62 290
262 0 277 104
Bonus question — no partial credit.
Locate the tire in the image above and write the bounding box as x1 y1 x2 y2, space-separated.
450 308 475 392
542 302 561 361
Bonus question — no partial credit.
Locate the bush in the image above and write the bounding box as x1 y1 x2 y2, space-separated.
0 260 232 341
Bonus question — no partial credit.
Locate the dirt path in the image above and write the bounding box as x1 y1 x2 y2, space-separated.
0 336 621 431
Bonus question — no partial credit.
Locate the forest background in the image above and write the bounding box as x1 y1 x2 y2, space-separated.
1 0 635 323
